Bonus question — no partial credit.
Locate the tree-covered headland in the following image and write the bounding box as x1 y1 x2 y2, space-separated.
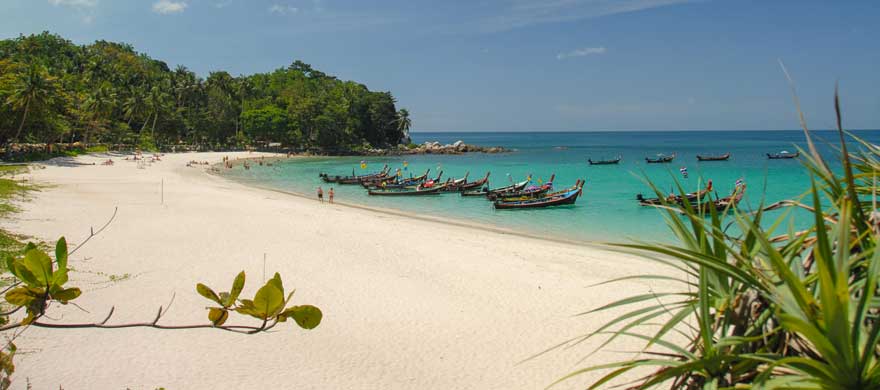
0 32 412 158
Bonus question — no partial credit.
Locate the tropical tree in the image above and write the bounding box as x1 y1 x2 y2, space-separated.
394 108 412 143
4 63 58 156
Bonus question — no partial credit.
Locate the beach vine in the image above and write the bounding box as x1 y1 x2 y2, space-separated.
0 209 322 388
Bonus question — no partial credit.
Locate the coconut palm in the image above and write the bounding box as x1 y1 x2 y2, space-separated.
83 81 115 145
394 108 412 143
5 63 58 157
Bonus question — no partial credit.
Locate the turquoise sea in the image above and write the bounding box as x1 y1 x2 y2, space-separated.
223 130 880 243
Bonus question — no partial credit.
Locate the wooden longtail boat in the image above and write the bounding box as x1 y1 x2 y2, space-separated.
696 152 730 161
493 180 584 210
588 156 622 165
489 174 555 201
453 172 491 192
461 179 530 197
367 179 450 196
767 151 799 159
320 165 389 184
684 184 746 213
636 180 713 206
645 153 675 164
710 185 745 210
362 169 432 188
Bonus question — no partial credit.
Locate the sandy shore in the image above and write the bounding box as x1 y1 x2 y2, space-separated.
2 152 674 390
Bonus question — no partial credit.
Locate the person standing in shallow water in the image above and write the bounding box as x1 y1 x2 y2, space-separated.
317 186 324 203
329 188 334 204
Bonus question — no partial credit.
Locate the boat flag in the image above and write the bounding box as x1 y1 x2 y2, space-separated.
679 167 688 178
403 160 408 171
360 160 367 169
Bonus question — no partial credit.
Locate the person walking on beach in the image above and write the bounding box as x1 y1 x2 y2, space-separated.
328 188 335 204
317 186 324 203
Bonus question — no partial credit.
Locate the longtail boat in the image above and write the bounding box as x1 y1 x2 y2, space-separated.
452 172 491 192
489 174 555 201
645 153 675 164
493 180 584 210
367 179 450 196
696 152 730 161
461 179 530 197
588 156 622 165
362 169 433 188
320 164 389 184
710 184 745 210
767 151 799 159
636 180 713 206
683 184 746 213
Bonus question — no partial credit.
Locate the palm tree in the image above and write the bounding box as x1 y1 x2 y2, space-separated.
394 108 412 143
5 64 58 157
122 85 146 127
83 82 115 145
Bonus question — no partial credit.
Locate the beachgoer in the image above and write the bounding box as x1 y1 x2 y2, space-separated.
329 188 334 203
317 187 324 203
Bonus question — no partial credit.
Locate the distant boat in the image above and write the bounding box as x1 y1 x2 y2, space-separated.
588 155 622 165
645 153 675 163
767 151 799 159
696 152 731 161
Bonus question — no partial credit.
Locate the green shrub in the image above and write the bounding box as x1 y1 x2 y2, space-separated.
557 92 880 390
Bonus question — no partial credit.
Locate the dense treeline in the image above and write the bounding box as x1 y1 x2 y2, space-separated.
0 32 411 156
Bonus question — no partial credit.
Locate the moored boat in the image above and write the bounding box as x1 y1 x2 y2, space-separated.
363 169 436 189
461 178 530 197
636 180 713 206
645 153 676 163
588 156 622 165
367 179 451 196
696 152 730 161
493 180 584 210
489 174 555 201
767 151 799 159
450 172 491 192
320 164 390 184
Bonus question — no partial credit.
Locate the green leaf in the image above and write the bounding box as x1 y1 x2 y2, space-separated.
55 236 68 270
252 282 284 319
196 283 221 304
52 266 68 287
5 287 36 307
284 305 322 329
51 287 81 303
229 271 245 303
269 272 284 296
208 308 229 326
22 249 53 287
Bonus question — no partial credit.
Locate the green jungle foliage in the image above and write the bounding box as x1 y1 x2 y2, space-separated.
0 32 411 156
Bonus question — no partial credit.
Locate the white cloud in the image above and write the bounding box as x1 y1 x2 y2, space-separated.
481 0 694 32
269 4 299 15
152 0 187 14
48 0 98 7
556 46 606 60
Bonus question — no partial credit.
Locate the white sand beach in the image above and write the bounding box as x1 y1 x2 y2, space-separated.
3 152 673 390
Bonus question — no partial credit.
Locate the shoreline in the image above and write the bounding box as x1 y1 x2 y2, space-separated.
3 151 675 390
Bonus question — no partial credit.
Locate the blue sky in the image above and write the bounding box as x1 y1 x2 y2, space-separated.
1 0 878 131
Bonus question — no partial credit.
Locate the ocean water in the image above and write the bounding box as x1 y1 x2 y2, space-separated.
223 130 880 243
